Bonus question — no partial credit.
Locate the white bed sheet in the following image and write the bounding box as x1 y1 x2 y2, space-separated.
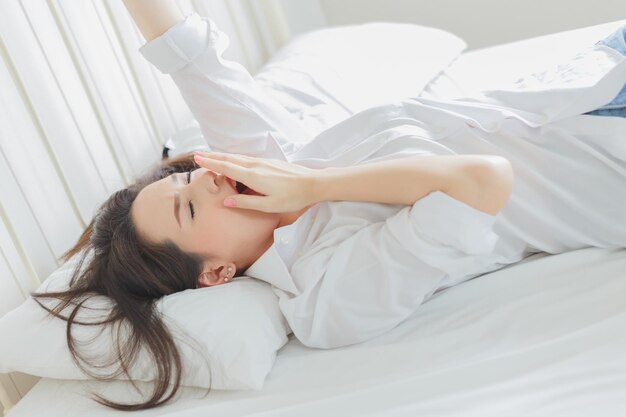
9 20 626 417
10 248 626 416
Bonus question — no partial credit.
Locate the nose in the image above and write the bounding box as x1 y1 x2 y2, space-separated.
202 170 225 193
188 169 219 193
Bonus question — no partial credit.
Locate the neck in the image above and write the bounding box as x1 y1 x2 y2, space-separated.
243 205 313 272
242 206 311 271
277 204 312 228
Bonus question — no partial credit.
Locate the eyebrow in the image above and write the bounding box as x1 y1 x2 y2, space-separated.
171 175 181 229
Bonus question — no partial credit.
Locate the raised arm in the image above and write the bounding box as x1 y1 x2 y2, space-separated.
122 0 184 42
123 2 313 160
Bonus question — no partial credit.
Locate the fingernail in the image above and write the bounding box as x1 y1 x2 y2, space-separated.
224 198 236 207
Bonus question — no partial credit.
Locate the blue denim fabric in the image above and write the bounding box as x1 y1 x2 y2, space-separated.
585 25 626 117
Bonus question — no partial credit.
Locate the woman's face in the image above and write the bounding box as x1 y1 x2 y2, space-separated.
130 167 281 287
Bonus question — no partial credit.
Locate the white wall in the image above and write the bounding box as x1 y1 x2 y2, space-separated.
318 0 626 50
278 0 327 36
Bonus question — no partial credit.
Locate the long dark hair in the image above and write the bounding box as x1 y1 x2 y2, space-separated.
31 152 211 411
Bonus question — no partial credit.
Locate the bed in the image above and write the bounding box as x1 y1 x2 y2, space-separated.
7 19 626 417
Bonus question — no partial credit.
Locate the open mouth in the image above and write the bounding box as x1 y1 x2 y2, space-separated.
226 177 259 195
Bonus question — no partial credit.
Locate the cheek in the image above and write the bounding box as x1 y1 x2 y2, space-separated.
197 205 275 246
224 210 278 246
199 208 229 237
197 206 247 240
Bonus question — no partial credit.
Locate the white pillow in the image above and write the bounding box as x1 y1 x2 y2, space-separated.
255 21 467 124
0 252 290 390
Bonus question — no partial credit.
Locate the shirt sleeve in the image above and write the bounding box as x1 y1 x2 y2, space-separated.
138 13 312 160
282 191 501 349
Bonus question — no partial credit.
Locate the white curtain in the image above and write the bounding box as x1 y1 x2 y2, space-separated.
0 0 289 413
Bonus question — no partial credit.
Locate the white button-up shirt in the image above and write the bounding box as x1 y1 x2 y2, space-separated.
140 13 626 348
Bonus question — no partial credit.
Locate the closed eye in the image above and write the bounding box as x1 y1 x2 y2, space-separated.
187 170 195 219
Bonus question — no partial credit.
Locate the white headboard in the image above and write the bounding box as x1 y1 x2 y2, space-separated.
0 0 290 413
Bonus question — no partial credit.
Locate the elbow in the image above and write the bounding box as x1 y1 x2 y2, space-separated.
476 156 514 216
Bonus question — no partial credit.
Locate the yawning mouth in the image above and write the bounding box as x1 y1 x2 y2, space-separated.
226 177 260 195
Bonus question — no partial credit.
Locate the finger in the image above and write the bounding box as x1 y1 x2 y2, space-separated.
194 151 255 168
194 154 250 182
223 195 271 213
193 152 242 170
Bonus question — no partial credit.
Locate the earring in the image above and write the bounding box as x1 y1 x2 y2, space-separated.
225 266 233 282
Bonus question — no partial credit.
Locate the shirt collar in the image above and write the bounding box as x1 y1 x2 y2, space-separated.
243 243 300 296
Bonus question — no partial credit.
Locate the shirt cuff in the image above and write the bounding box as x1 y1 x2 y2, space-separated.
411 191 500 255
139 12 210 74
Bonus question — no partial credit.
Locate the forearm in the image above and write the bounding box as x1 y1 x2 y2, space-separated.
122 0 184 42
313 154 513 215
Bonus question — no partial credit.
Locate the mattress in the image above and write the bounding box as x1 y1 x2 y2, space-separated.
8 20 626 417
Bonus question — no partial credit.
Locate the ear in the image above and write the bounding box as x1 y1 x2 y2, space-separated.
196 261 237 288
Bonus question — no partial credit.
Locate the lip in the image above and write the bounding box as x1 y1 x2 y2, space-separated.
225 177 237 192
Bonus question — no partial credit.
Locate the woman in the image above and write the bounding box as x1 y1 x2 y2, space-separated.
32 0 626 411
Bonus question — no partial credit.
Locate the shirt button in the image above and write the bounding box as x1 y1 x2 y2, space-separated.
280 236 289 245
